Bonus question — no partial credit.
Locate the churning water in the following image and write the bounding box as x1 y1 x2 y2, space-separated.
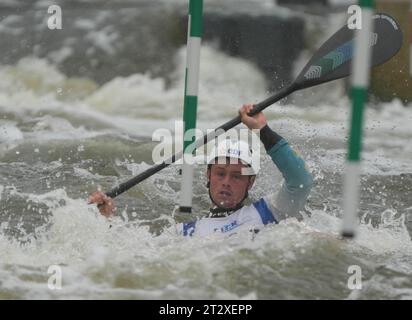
0 0 411 299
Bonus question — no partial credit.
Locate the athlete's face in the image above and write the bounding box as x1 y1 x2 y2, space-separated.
207 158 255 209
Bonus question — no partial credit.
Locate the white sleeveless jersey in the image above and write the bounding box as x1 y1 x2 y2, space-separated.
176 198 278 237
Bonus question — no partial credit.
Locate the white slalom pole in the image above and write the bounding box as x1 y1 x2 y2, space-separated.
341 0 375 238
179 0 203 213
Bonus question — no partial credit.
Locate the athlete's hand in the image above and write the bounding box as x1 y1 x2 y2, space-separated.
88 191 116 218
239 104 267 130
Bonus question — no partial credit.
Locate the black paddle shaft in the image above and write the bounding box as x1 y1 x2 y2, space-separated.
105 85 295 198
105 13 402 199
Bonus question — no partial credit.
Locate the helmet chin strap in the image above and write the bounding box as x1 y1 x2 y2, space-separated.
207 179 250 217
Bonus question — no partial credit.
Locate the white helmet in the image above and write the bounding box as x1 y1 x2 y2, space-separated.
207 138 259 175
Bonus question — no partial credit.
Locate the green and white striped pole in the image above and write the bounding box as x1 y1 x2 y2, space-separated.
179 0 203 213
341 0 375 238
410 0 412 76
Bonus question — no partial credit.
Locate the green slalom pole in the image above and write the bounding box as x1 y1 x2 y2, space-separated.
179 0 203 213
341 0 375 238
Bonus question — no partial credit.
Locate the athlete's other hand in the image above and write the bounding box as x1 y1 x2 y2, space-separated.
88 191 115 218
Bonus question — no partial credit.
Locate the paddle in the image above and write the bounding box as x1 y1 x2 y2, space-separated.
105 13 402 199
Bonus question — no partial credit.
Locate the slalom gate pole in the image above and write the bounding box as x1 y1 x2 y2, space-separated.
179 0 203 213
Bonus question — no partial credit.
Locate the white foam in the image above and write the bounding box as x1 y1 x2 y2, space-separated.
0 122 23 142
0 187 411 299
85 27 119 55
